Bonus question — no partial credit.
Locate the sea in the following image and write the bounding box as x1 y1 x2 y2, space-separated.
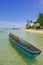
0 29 43 65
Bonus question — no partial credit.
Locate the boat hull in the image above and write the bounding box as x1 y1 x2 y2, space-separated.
9 37 39 58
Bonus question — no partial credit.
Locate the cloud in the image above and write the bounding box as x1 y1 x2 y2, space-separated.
0 21 18 28
39 0 43 5
33 0 43 11
38 0 43 8
0 21 25 28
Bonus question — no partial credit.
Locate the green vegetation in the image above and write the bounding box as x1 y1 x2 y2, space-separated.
36 13 43 27
26 13 43 29
26 20 31 29
26 20 34 29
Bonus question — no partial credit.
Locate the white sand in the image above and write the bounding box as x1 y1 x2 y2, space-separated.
25 29 43 34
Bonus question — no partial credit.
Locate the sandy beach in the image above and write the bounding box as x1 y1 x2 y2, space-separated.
25 29 43 34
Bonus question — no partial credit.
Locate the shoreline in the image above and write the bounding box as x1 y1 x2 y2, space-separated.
25 29 43 34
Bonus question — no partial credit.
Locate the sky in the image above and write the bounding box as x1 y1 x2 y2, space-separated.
0 0 43 28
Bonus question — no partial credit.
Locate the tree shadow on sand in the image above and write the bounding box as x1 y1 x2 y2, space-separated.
9 41 37 65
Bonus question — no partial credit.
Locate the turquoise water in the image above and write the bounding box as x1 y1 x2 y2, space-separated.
0 29 43 65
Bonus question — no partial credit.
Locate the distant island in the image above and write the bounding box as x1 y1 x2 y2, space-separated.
12 28 20 30
0 28 20 30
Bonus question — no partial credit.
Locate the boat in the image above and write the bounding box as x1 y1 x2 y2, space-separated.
9 33 41 58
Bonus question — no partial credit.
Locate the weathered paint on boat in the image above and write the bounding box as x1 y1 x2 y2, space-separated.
9 33 41 58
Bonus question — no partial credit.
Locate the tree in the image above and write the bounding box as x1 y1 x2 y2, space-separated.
26 20 31 29
26 20 29 29
30 20 32 23
36 13 43 26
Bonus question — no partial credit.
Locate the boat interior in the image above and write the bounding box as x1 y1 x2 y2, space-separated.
9 33 41 54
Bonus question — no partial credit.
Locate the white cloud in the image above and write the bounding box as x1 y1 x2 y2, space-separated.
0 21 25 28
39 0 43 4
38 0 43 8
33 0 43 11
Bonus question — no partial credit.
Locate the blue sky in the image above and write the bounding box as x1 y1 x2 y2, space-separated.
0 0 43 28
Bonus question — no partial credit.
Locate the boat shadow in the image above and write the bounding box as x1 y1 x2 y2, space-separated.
9 41 37 65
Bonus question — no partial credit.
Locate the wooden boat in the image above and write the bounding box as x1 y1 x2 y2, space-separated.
9 33 41 58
